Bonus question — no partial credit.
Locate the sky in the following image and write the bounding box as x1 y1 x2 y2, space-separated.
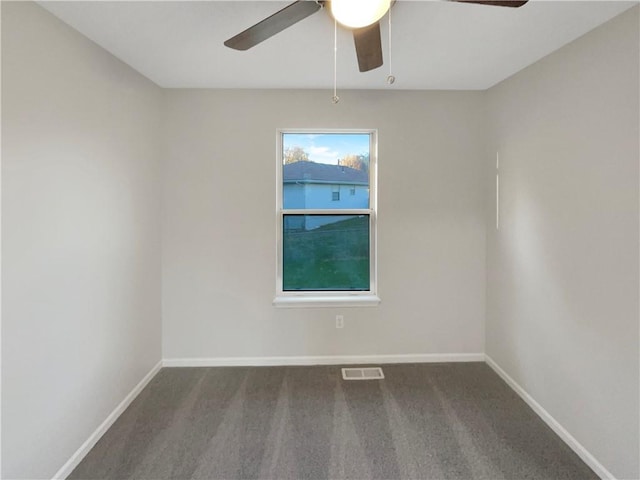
283 133 370 165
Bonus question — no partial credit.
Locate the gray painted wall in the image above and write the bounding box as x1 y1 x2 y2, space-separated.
161 89 487 360
2 3 163 478
485 7 639 479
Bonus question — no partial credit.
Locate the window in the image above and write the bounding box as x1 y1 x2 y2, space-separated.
274 130 379 307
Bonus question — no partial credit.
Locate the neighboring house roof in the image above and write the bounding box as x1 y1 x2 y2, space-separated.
283 161 368 185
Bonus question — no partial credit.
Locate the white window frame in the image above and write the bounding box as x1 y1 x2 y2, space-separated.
273 128 380 308
331 185 340 201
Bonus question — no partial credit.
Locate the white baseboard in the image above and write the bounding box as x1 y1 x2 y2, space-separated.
485 355 615 480
48 354 614 480
162 352 485 367
52 360 163 480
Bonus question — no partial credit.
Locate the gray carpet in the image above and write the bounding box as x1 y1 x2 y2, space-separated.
69 363 597 480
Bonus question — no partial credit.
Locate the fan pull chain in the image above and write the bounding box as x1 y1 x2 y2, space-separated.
332 18 340 103
387 5 395 85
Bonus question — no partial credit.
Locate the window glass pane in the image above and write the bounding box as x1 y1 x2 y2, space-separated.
283 214 370 291
282 133 370 210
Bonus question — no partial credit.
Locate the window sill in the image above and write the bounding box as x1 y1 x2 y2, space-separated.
273 295 381 308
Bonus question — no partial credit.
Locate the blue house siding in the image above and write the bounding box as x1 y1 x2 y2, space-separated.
312 183 368 209
284 183 306 208
283 161 369 230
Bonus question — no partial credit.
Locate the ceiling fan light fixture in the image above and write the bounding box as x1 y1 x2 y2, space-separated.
330 0 391 29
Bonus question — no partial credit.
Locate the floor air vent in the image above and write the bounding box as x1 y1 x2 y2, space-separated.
341 367 384 380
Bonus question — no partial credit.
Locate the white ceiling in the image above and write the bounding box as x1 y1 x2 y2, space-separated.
38 0 636 90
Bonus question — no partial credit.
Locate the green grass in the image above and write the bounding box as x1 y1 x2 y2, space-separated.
283 215 370 291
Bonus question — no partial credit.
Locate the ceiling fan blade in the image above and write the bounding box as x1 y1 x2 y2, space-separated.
452 0 527 6
224 1 322 51
353 22 383 73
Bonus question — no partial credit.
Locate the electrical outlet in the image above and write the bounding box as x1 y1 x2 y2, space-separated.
336 315 344 329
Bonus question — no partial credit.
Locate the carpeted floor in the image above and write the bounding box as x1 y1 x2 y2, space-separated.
69 362 597 479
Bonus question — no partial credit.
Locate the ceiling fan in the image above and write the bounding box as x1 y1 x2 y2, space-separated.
224 0 528 73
